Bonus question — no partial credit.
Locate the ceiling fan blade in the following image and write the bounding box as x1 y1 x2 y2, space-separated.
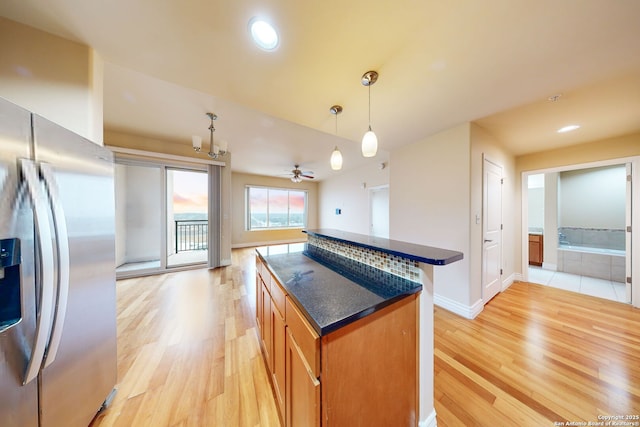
300 174 314 179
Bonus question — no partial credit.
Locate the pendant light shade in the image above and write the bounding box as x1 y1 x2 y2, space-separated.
330 146 343 170
361 70 379 158
329 104 343 170
361 126 378 158
192 135 202 151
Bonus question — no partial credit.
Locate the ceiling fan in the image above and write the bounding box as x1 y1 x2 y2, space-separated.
288 165 314 183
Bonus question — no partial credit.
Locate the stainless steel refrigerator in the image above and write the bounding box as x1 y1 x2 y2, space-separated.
0 97 117 426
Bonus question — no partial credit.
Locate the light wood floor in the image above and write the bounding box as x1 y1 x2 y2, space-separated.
91 248 281 427
91 248 640 426
434 281 640 426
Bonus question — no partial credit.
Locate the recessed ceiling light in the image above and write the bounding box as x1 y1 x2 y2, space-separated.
557 125 580 133
249 18 279 51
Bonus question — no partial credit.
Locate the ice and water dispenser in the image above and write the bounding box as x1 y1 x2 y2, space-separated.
0 238 21 333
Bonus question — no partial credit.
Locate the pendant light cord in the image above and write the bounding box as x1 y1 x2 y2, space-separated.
368 83 372 128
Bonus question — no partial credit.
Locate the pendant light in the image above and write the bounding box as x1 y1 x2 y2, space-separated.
329 105 343 170
361 70 378 157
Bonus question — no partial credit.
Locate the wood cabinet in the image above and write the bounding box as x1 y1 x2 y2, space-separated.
256 257 287 423
284 297 320 426
256 254 418 427
270 280 287 416
528 233 543 266
321 295 417 425
256 261 272 369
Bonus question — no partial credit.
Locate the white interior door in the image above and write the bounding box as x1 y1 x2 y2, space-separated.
482 157 503 303
370 186 389 238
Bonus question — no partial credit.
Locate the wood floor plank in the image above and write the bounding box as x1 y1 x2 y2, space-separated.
91 249 640 426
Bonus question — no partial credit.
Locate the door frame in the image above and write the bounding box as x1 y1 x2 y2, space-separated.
521 156 639 308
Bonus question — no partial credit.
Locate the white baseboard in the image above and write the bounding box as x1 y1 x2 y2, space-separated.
419 409 437 427
502 272 516 291
434 294 483 319
542 262 557 271
231 238 307 249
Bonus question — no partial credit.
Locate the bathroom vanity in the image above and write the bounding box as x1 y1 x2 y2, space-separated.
528 233 544 266
256 229 463 426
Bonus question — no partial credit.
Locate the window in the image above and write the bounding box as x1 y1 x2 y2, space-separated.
247 186 307 230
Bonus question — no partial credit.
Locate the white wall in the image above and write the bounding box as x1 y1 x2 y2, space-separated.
0 17 103 143
528 188 544 229
390 123 472 305
527 174 544 230
470 123 516 305
318 162 390 234
559 165 626 229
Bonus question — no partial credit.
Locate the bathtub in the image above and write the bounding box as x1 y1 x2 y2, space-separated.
557 244 625 282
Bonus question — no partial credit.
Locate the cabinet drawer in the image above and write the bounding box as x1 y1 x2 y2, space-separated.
261 265 271 291
257 258 264 279
285 297 320 378
256 257 268 284
271 277 286 317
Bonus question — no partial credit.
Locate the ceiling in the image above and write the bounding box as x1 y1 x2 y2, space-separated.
2 0 640 180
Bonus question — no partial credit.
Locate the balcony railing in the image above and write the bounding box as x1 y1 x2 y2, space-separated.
175 220 208 253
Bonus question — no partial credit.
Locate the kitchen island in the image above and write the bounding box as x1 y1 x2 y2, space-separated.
256 229 463 427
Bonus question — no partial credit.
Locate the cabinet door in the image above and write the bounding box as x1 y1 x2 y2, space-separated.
528 234 543 266
256 275 263 336
271 307 286 416
270 281 287 417
285 328 320 427
261 281 272 370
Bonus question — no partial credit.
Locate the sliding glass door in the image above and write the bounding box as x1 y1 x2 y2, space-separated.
115 158 213 278
167 168 208 267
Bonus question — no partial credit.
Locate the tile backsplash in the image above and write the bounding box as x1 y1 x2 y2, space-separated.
306 234 421 283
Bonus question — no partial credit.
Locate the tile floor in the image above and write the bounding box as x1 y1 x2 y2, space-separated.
528 266 628 304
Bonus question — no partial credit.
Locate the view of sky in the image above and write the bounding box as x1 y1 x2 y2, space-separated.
249 188 305 213
171 170 208 214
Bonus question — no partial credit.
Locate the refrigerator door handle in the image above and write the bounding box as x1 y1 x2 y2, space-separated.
39 162 70 368
20 159 56 385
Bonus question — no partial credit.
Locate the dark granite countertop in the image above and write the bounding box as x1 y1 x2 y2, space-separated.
256 244 422 336
304 229 464 265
